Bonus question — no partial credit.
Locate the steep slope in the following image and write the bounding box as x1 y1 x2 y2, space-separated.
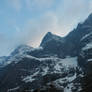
0 45 34 68
0 55 78 92
40 32 64 47
40 14 92 58
40 32 66 58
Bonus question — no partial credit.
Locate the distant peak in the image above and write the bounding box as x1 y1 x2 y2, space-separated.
40 32 63 47
47 32 52 34
45 32 53 37
40 32 54 46
10 44 33 56
43 32 53 39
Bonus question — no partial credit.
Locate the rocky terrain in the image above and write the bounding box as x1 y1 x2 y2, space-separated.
0 13 92 92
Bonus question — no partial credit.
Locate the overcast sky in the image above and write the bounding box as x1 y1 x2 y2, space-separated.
0 0 92 56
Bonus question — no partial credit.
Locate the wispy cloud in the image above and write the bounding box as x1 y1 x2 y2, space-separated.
25 0 55 10
25 0 92 46
0 0 92 56
8 0 56 12
8 0 22 11
7 0 92 45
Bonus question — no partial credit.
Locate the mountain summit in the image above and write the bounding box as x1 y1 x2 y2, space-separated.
40 32 63 47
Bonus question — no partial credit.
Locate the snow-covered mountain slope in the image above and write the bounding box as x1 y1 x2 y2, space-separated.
10 45 33 56
0 13 92 92
0 55 79 92
0 45 43 68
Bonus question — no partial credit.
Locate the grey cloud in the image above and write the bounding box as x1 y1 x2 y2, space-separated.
16 0 92 46
1 0 92 56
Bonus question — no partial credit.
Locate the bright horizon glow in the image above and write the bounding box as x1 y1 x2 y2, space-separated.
0 0 92 56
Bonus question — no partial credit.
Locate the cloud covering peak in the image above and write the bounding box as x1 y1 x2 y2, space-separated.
0 0 92 56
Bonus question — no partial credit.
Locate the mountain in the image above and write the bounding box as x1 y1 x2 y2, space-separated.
0 45 34 68
0 13 92 92
40 32 64 47
10 45 33 56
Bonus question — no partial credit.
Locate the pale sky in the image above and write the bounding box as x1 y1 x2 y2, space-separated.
0 0 92 56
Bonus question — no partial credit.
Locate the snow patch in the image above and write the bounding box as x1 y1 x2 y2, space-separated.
82 42 92 50
81 32 92 41
54 63 62 71
42 66 49 76
23 71 39 83
87 59 92 62
64 83 73 92
8 86 19 92
61 57 78 68
67 73 77 82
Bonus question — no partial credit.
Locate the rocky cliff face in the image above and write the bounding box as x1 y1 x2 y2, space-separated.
0 14 92 92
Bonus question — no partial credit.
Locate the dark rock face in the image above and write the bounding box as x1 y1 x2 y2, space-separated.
39 14 92 58
78 31 92 74
40 32 65 58
0 13 92 92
